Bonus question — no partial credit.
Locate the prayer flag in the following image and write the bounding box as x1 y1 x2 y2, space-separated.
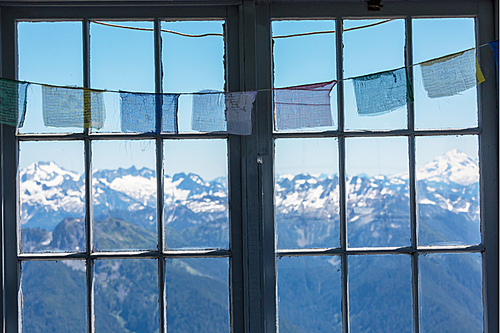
420 49 485 99
353 67 412 116
489 41 499 69
42 86 105 129
274 80 336 130
0 78 29 127
120 93 179 133
191 91 226 132
225 91 257 135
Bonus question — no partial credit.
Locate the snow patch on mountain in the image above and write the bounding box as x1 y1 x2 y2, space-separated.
109 175 157 203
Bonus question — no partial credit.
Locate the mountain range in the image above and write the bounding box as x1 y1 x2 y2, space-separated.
20 149 483 332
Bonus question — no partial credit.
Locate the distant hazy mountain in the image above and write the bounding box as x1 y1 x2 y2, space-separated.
20 149 483 333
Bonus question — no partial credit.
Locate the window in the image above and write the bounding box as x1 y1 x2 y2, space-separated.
273 16 488 333
1 2 498 333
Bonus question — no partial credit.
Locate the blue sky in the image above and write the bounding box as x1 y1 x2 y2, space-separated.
17 18 481 179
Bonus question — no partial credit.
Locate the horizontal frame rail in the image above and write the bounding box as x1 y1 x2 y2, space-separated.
18 249 231 260
276 244 485 257
273 127 481 139
17 128 481 141
17 132 229 140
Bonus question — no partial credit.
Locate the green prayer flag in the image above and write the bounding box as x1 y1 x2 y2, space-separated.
0 78 29 127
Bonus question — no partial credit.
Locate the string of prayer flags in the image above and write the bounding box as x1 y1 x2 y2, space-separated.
42 86 105 129
274 80 336 130
353 68 412 116
420 49 485 99
120 93 180 133
225 91 258 135
489 41 499 68
0 78 29 127
191 91 226 132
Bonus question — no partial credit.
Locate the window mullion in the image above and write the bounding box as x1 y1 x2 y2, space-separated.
226 4 245 333
1 7 20 333
82 17 95 333
404 15 420 333
336 17 350 333
476 2 499 332
154 17 167 333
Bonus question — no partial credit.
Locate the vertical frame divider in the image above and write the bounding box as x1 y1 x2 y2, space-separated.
336 17 349 333
82 17 95 333
476 3 499 332
154 17 167 333
405 15 420 333
226 5 245 333
1 8 20 332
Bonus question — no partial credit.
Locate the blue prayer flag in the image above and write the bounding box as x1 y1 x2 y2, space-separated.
120 93 179 133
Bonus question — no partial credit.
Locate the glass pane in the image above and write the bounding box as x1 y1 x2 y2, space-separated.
92 140 157 251
90 21 154 93
90 21 155 134
275 138 340 249
163 139 228 250
21 260 86 333
277 256 342 333
166 258 229 333
419 253 482 332
349 255 412 332
90 91 121 133
17 21 83 134
95 259 159 333
272 20 338 132
19 141 85 253
343 19 407 131
416 135 480 246
345 137 410 248
413 18 478 130
162 21 225 133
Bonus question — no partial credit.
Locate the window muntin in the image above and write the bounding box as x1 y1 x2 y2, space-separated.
272 17 485 333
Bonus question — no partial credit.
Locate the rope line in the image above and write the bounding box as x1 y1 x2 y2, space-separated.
273 19 395 39
6 43 493 95
93 21 224 38
93 18 395 39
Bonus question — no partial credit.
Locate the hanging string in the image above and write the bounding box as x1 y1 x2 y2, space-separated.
5 42 495 96
92 21 224 38
92 18 395 39
273 19 395 39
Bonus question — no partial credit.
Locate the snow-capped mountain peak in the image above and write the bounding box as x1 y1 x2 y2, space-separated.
21 161 81 183
417 149 478 186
